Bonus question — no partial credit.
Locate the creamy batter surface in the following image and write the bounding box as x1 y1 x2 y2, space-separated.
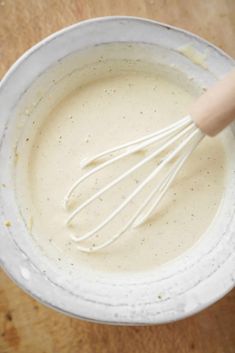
16 62 226 272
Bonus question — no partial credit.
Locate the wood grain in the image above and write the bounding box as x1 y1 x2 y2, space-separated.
0 1 235 352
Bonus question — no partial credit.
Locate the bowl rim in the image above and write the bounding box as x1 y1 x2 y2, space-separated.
1 15 234 89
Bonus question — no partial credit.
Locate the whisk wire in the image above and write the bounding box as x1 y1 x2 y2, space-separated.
67 120 204 252
76 129 204 252
133 130 204 227
64 116 192 207
80 115 191 168
66 120 195 227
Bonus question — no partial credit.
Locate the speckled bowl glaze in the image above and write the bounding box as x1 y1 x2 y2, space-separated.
0 17 235 325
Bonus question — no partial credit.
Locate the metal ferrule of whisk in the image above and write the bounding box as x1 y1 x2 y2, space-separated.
64 115 204 252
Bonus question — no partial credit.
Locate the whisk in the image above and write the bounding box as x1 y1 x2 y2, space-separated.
64 69 235 252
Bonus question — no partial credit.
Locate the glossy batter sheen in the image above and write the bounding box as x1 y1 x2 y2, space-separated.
17 64 226 272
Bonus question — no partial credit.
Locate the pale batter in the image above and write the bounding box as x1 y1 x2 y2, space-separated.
16 61 226 272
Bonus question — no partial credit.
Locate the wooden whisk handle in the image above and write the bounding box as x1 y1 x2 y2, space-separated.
190 69 235 136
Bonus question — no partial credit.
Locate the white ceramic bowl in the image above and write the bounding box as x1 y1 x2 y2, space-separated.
0 17 235 325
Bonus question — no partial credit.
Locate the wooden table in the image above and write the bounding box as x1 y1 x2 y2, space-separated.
0 1 235 352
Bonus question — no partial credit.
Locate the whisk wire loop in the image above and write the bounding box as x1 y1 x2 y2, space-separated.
66 119 195 226
65 116 204 252
64 116 192 207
